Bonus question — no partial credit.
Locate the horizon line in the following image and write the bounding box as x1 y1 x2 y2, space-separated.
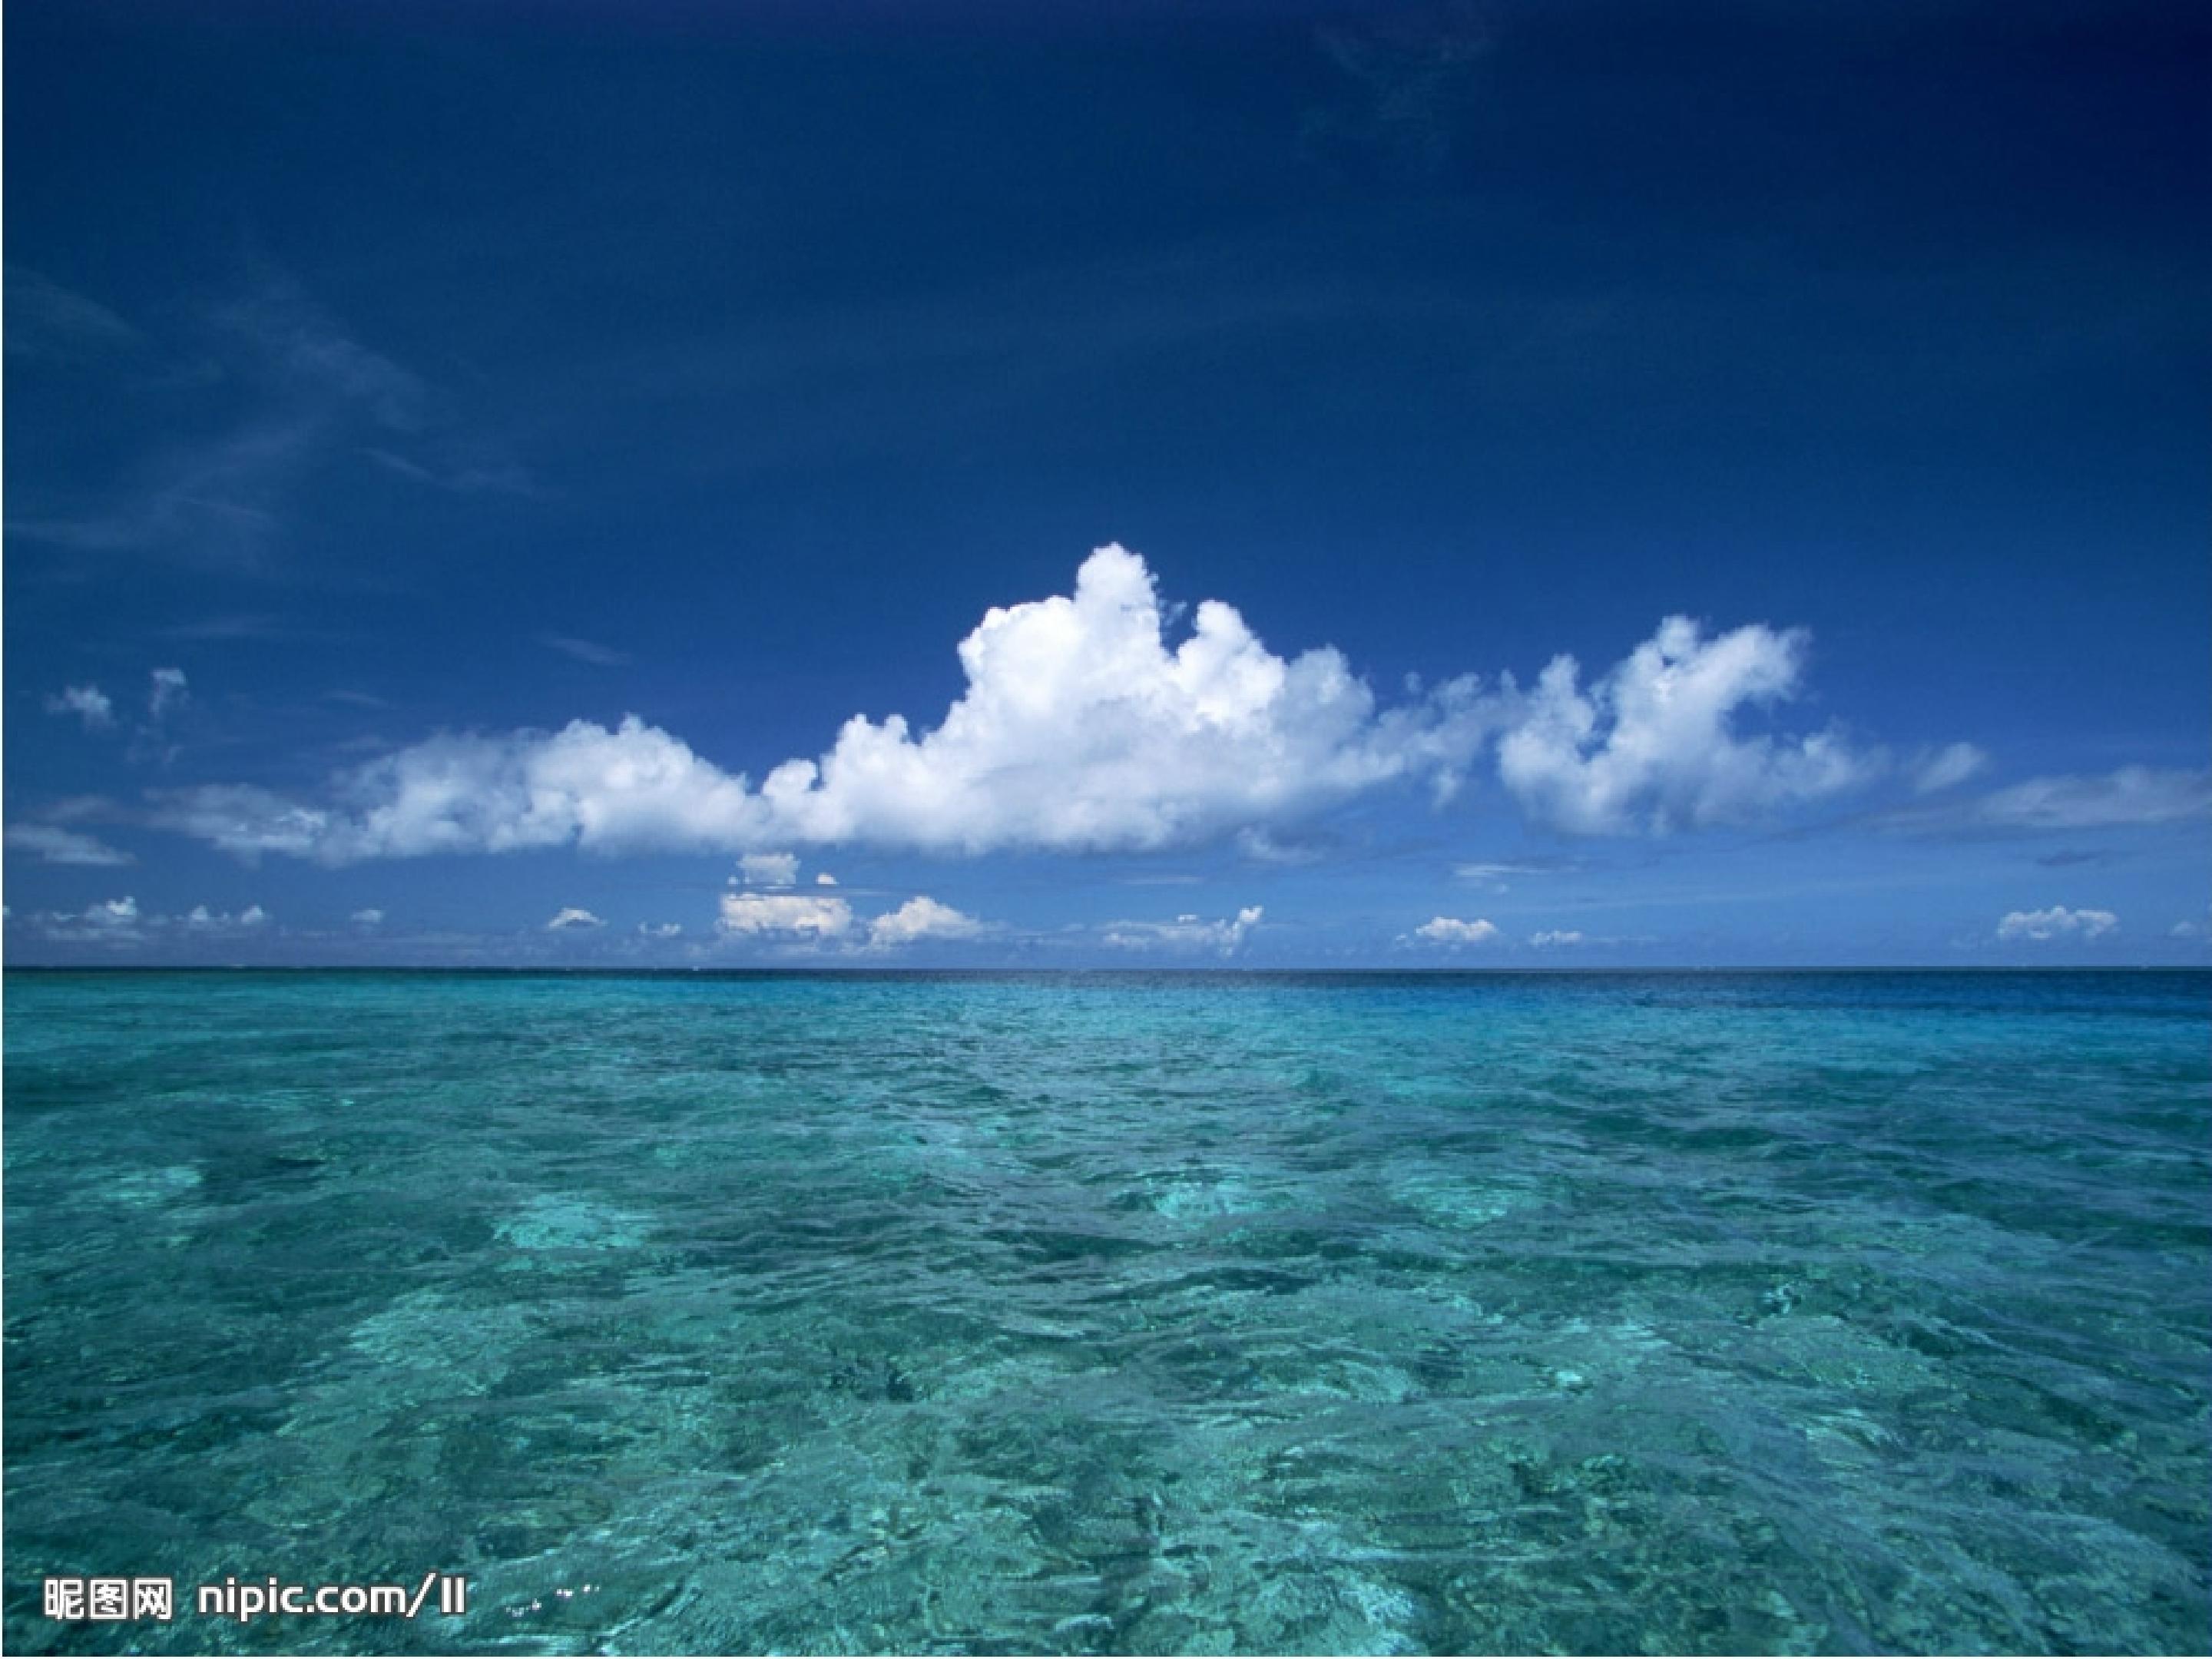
4 963 2202 977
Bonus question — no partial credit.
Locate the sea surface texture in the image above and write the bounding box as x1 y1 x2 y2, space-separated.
4 970 2208 1655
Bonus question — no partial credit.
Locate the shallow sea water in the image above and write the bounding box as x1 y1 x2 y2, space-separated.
4 970 2208 1654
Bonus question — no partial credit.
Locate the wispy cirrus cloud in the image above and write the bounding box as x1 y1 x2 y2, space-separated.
1974 767 2211 830
1881 766 2212 837
1912 741 1990 794
1453 856 1584 889
4 824 135 866
538 633 631 668
4 267 139 359
363 447 542 499
8 266 533 572
157 614 336 644
1306 6 1491 184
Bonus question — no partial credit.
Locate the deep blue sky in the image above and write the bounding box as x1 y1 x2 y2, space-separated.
6 0 2207 965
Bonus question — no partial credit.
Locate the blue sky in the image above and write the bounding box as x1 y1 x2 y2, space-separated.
6 0 2207 967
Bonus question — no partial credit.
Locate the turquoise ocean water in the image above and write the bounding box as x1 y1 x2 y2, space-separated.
4 970 2207 1654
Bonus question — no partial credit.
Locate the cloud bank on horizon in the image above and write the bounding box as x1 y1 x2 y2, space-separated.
143 544 1899 866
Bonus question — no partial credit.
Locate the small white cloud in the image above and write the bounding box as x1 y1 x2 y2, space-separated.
1411 915 1499 945
546 906 605 931
1912 741 1988 794
39 896 144 943
638 921 684 939
149 667 189 719
1529 929 1584 947
1997 906 2118 942
1496 616 1873 834
5 824 134 866
867 896 984 949
739 851 800 888
36 896 279 944
46 685 114 731
351 908 386 926
717 892 853 940
1102 905 1263 955
2171 905 2210 940
181 902 270 933
815 871 839 886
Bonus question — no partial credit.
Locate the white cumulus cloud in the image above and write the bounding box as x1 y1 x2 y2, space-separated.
546 906 605 931
638 921 684 939
351 908 386 926
1529 929 1584 947
146 546 1895 865
46 685 115 731
1103 905 1263 955
717 892 853 940
867 896 984 949
815 871 839 886
750 546 1492 853
147 548 1498 863
1997 906 2118 942
1497 616 1873 834
1411 916 1498 945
